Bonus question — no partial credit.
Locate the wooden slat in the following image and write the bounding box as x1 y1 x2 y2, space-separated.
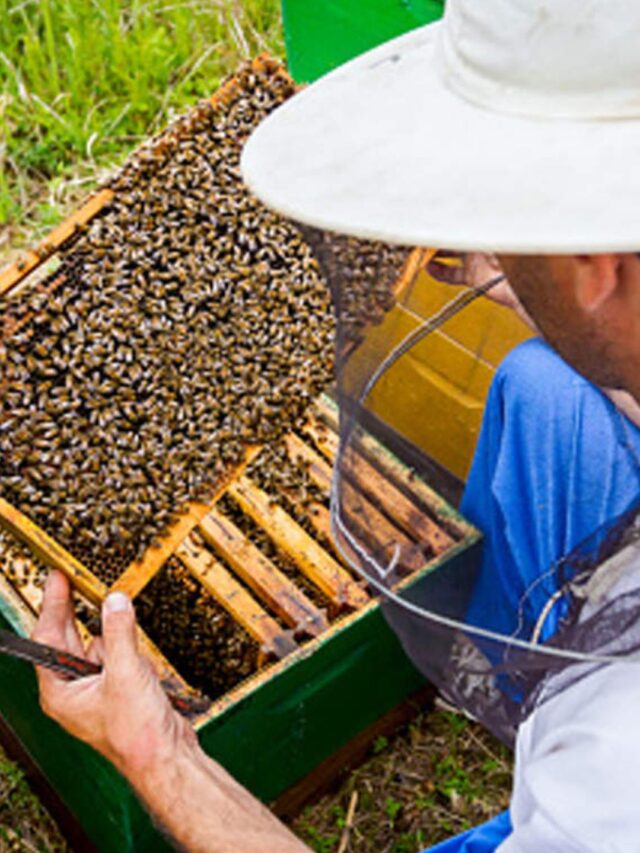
281 493 335 551
228 477 369 610
0 571 37 633
0 550 47 617
303 413 340 458
252 469 342 559
0 552 93 662
316 400 466 541
305 409 454 555
11 569 97 650
283 433 333 491
0 189 114 296
0 542 194 705
111 446 262 600
199 510 328 638
176 536 296 660
285 433 427 573
0 498 107 606
111 501 213 599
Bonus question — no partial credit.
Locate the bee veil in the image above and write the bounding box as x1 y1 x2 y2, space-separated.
293 229 640 745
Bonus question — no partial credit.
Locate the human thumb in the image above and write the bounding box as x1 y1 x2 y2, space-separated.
102 592 141 677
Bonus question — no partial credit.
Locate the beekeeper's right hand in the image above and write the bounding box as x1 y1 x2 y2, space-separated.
32 570 195 779
32 570 310 852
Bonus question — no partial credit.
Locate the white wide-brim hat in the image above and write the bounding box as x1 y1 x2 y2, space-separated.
242 0 640 253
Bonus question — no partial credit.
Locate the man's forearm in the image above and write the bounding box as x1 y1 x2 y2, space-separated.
127 737 309 853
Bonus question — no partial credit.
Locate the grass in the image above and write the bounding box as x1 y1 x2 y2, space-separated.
0 746 68 851
292 707 512 852
0 0 284 250
0 705 511 851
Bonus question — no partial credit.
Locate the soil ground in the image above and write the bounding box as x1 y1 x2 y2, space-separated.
0 745 68 852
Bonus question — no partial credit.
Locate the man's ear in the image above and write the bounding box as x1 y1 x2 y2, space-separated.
573 254 621 313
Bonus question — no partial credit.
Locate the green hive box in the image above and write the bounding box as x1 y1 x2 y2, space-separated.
282 0 444 82
0 439 480 852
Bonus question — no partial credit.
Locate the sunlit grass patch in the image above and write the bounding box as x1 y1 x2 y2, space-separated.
0 747 68 851
0 0 284 241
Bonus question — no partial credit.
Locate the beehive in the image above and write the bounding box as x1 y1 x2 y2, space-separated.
0 57 481 851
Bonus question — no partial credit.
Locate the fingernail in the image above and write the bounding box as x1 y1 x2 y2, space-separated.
104 592 131 614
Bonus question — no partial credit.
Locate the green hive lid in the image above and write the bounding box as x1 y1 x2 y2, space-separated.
282 0 444 83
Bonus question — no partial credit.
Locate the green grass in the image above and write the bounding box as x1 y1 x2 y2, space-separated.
0 748 68 850
293 708 512 851
0 0 284 241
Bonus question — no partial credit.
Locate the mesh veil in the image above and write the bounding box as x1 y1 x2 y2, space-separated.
299 223 640 747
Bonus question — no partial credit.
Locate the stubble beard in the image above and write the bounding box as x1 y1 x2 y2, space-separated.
505 256 626 390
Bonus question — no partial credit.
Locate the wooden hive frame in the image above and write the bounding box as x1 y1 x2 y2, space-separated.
0 387 470 707
0 55 312 709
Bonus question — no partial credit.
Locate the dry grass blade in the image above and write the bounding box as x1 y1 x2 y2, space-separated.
337 790 359 853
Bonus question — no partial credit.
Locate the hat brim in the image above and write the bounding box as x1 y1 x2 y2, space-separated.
242 23 640 254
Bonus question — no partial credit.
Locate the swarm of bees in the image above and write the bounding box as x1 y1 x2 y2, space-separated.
0 530 44 593
299 226 411 349
137 556 257 699
0 63 336 582
245 440 331 550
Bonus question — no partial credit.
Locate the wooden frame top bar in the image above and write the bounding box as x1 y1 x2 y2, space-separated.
176 535 297 660
0 498 107 605
0 190 114 297
111 446 262 600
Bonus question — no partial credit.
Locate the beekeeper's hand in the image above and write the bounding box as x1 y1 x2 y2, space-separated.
32 570 194 778
33 570 309 852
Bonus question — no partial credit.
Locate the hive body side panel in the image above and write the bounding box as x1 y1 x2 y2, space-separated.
0 612 173 852
196 601 423 800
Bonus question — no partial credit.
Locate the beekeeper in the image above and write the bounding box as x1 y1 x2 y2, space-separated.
33 1 640 850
